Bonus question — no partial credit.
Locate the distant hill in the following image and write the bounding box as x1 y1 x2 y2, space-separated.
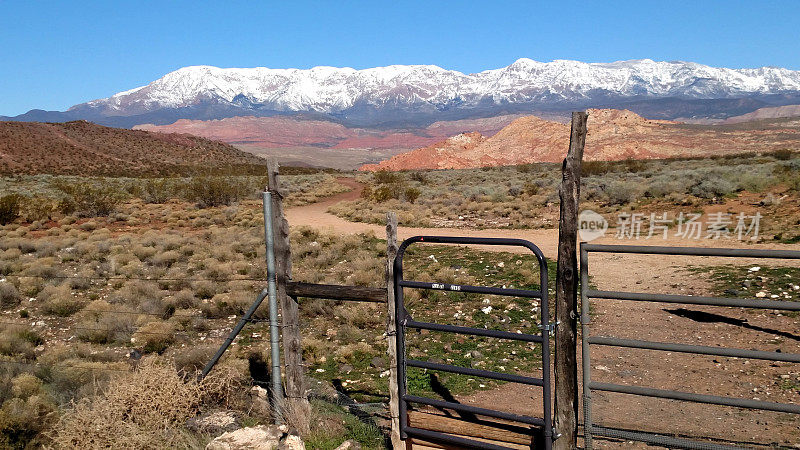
0 120 269 176
722 104 800 124
361 109 800 171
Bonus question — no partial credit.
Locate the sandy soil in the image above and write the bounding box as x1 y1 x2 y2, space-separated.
286 179 800 448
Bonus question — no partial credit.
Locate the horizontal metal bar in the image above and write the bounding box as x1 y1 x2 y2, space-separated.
399 280 542 299
404 426 520 450
582 244 800 259
588 336 800 363
404 394 545 427
590 426 746 450
406 320 543 343
407 359 543 386
587 289 800 311
286 281 386 302
589 382 800 414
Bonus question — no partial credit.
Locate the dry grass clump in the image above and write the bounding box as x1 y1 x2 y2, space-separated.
0 282 21 309
132 321 175 354
0 373 56 449
0 325 43 359
49 360 203 449
75 300 137 344
38 284 83 317
48 358 252 449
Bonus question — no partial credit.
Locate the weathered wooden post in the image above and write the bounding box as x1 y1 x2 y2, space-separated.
267 160 310 427
385 212 402 449
554 112 587 449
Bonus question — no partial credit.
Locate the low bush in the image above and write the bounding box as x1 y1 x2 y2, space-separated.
38 284 83 317
55 181 126 217
185 176 247 208
0 374 56 449
132 321 175 354
75 300 137 344
50 360 204 449
0 283 21 309
0 326 43 359
0 195 21 225
603 180 640 205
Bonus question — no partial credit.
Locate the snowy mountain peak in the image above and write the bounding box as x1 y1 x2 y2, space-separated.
67 59 800 125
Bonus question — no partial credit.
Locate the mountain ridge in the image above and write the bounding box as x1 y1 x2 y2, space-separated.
5 59 800 128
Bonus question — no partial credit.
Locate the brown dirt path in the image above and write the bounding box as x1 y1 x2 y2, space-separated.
287 179 800 448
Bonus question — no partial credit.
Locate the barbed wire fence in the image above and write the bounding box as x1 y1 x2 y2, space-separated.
0 271 278 380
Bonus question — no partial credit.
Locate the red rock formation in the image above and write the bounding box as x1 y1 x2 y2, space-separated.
360 109 800 171
133 115 524 151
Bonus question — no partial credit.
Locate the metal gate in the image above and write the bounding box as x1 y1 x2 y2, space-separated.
394 236 554 450
580 243 800 449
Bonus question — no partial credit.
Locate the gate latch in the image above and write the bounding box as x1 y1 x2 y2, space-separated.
538 321 559 336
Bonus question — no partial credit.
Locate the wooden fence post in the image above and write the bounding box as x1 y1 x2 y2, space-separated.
268 161 310 425
554 112 587 449
385 212 402 449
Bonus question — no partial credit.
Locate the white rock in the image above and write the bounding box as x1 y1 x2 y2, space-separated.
334 440 361 450
206 425 289 450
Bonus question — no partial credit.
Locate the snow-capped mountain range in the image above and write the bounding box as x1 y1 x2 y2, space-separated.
7 59 800 128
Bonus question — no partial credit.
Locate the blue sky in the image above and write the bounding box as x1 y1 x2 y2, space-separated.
1 0 798 116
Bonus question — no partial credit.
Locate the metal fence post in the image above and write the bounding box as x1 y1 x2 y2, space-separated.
267 160 309 426
579 244 592 449
263 190 284 422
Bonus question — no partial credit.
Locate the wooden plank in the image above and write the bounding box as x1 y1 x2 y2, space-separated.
268 160 310 424
386 212 402 450
553 111 587 450
408 411 535 448
286 281 386 303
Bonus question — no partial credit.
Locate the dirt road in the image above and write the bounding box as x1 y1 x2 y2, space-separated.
286 179 800 448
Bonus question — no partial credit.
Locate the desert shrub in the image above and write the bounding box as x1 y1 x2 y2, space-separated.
198 360 249 409
50 360 203 449
55 181 125 217
0 195 21 225
0 326 43 359
603 180 640 205
773 148 793 160
0 283 21 309
690 177 736 199
20 196 58 223
109 280 165 314
404 187 421 203
371 184 401 203
69 271 93 291
409 171 428 183
193 280 218 300
132 321 175 354
372 170 403 184
38 284 83 317
150 250 181 267
0 374 56 449
184 176 247 208
172 345 216 375
139 178 175 203
582 161 613 176
75 300 137 344
644 176 691 198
